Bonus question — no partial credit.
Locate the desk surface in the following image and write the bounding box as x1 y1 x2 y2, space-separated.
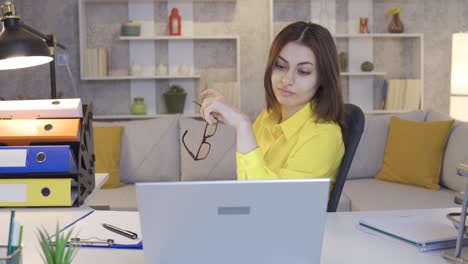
74 208 465 264
321 208 465 264
3 207 466 263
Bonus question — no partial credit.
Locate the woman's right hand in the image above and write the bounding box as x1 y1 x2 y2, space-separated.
200 89 250 130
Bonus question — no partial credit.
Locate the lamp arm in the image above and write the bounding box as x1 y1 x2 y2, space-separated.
19 21 66 50
19 21 65 99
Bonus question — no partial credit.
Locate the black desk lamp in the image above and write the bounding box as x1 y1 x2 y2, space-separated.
0 0 66 99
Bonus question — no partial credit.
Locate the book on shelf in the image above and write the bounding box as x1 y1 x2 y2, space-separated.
373 78 387 110
358 209 468 252
384 79 421 111
84 47 108 77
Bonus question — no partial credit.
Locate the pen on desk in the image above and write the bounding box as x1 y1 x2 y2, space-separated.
102 223 138 240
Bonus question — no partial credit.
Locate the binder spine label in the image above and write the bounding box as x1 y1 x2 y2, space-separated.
0 184 27 202
0 149 27 167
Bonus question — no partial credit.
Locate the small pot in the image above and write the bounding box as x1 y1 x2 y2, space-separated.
164 93 187 113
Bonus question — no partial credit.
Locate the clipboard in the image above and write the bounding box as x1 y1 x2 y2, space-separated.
59 210 142 249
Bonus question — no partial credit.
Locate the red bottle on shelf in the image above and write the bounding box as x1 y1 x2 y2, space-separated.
169 8 181 36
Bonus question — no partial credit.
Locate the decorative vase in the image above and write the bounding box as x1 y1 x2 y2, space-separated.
338 52 348 72
164 93 187 113
120 21 140 36
169 8 181 36
388 14 404 33
131 97 147 115
361 61 375 72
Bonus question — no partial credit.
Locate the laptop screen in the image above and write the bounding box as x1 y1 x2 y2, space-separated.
136 179 330 264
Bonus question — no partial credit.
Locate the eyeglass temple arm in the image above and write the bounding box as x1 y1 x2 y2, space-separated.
181 131 197 160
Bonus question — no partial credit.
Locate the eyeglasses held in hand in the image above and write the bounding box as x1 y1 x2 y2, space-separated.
182 118 218 161
182 100 219 161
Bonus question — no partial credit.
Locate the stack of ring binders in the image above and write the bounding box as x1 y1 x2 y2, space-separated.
0 98 95 207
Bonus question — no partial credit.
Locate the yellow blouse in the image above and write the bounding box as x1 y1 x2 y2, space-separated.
236 103 345 186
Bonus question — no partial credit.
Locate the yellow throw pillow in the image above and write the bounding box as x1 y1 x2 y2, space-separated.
376 116 454 190
93 126 124 188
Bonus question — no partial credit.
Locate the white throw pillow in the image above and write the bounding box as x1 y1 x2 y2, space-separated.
441 122 468 192
179 117 237 181
94 117 180 183
425 110 468 191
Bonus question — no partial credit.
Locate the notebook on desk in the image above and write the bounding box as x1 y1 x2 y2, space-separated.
136 179 330 264
358 208 468 252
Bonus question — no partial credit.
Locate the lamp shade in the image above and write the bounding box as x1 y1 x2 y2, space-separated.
0 17 52 70
450 33 468 121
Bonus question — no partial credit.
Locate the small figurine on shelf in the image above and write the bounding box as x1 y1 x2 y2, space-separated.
338 51 348 72
360 61 375 72
359 17 369 34
169 8 181 36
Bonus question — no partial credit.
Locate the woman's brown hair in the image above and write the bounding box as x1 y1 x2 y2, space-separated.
264 21 344 127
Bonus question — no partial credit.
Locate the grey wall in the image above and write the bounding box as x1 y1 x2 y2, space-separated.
1 0 467 118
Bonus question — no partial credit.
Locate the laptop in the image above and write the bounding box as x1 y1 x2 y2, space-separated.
136 179 330 264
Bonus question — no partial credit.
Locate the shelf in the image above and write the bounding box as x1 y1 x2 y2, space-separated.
94 113 202 120
82 75 201 81
84 0 235 3
341 72 386 76
120 35 239 41
334 33 423 38
365 110 416 115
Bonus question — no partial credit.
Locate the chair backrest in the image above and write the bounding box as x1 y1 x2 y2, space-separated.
327 104 365 212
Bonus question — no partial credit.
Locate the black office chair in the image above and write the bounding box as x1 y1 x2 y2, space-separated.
327 104 365 212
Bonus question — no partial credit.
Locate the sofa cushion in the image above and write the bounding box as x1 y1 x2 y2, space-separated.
94 117 180 183
425 110 452 122
425 110 468 191
347 111 425 179
343 179 458 211
337 192 351 212
441 122 468 192
376 117 454 190
179 117 237 181
93 126 125 188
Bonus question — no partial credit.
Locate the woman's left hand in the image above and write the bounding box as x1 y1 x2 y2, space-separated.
200 89 250 130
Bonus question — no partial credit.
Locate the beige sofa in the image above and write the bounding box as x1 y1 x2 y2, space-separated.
88 110 467 211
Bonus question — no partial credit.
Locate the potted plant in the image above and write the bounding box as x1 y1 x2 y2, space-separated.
163 85 187 113
386 7 404 33
37 224 79 264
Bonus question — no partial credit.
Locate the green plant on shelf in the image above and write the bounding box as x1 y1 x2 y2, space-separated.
164 85 186 94
164 85 187 114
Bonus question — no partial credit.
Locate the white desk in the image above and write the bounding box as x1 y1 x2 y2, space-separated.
4 207 467 263
321 208 467 264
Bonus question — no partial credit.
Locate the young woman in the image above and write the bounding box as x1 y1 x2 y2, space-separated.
200 21 345 186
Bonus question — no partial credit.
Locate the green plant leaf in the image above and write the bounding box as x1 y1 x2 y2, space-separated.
55 224 65 263
166 85 185 93
37 223 80 264
63 229 79 264
37 228 54 264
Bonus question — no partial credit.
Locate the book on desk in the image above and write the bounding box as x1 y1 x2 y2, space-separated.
358 209 468 252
